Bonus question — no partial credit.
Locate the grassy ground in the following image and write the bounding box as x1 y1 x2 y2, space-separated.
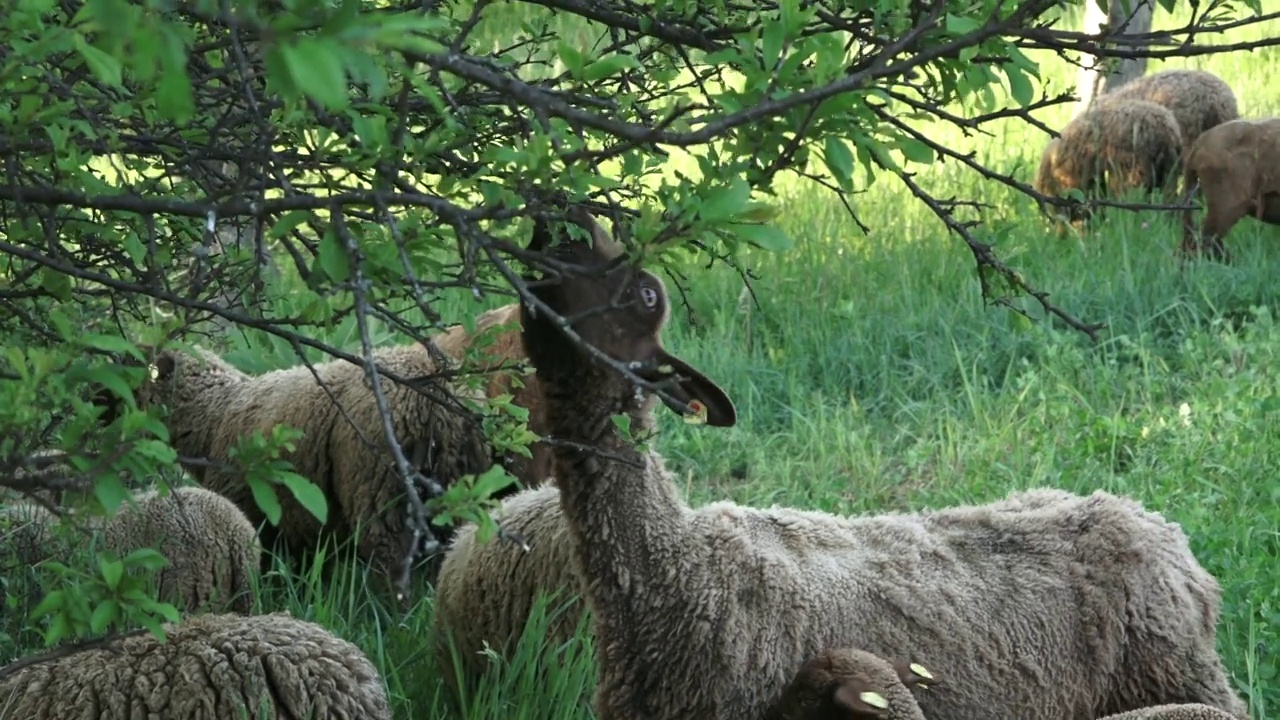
7 3 1280 719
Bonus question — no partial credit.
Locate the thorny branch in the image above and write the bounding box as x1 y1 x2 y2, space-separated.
2 0 1277 551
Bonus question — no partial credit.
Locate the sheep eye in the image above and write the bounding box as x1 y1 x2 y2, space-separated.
638 285 660 309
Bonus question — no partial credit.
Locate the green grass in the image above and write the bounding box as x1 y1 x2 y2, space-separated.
6 3 1280 719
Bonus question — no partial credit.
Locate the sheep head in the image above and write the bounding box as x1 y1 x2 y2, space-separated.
519 206 736 428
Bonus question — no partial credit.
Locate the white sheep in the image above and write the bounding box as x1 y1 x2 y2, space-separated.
501 207 1247 720
0 611 392 719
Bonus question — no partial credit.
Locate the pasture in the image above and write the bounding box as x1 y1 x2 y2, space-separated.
5 2 1280 719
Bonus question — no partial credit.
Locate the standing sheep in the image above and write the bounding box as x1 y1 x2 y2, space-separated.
1034 99 1183 225
1179 117 1280 261
1095 69 1239 153
1 485 260 615
134 341 497 598
512 206 1246 720
765 649 935 720
0 611 392 719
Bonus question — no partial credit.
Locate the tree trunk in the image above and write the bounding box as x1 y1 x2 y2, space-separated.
1074 0 1154 116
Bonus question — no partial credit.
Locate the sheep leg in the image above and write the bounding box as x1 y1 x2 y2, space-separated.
1193 193 1248 263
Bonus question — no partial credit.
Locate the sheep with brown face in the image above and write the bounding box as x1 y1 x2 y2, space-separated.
1034 99 1183 226
501 205 1245 720
1095 69 1239 153
765 649 937 720
1179 117 1280 262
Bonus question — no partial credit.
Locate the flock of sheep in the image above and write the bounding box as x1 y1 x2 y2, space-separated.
0 74 1267 720
1033 67 1280 261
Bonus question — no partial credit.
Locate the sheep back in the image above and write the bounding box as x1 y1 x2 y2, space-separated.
99 485 261 614
433 482 586 687
1098 69 1239 151
0 611 392 720
1051 99 1182 204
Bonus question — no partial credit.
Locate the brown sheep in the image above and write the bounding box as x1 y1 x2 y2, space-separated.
0 611 392 719
1096 69 1239 153
430 302 554 488
1179 117 1280 261
765 649 936 720
134 342 495 600
510 206 1245 720
1034 99 1183 225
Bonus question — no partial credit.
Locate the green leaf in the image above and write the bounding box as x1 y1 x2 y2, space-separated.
39 268 72 301
93 475 130 515
1005 64 1035 108
80 333 138 356
583 53 641 83
279 472 329 524
472 464 517 501
316 226 350 283
556 41 587 77
732 223 795 252
247 476 283 526
72 33 122 87
122 548 169 571
270 210 312 240
699 178 752 223
897 138 935 165
944 14 981 35
611 413 632 439
280 37 350 110
89 599 119 633
98 555 124 591
155 63 194 124
823 136 855 191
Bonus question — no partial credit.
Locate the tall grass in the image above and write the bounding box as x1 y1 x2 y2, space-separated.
5 3 1280 719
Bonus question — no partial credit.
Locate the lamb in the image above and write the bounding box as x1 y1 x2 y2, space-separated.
1094 69 1239 153
1 485 260 614
765 648 936 720
1033 99 1182 224
0 611 392 719
513 205 1246 720
430 302 554 487
133 339 498 598
1178 117 1280 261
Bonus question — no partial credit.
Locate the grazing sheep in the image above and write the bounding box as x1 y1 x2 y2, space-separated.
1178 117 1280 261
0 611 392 719
1096 69 1239 152
514 206 1246 720
1 485 260 614
134 340 497 598
431 302 554 487
765 649 935 720
433 482 584 688
1034 99 1183 224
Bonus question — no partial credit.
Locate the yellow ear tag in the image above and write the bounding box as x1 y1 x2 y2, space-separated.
148 364 161 381
859 692 889 709
909 663 933 679
683 399 708 425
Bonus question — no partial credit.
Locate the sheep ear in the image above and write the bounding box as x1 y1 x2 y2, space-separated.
833 680 889 718
892 660 938 690
649 350 736 427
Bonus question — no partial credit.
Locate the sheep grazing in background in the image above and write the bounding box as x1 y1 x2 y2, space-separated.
430 302 554 487
133 340 498 598
1095 69 1239 153
1034 99 1182 226
512 206 1246 720
1 485 260 614
1179 117 1280 262
765 649 936 720
0 611 392 719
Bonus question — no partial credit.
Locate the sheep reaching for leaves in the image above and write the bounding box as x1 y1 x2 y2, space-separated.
512 206 1245 720
0 612 392 720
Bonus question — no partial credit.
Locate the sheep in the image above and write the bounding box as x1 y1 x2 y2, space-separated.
1095 69 1239 153
132 340 499 599
1178 117 1280 261
1 485 260 615
512 205 1246 720
1097 706 1241 720
1033 99 1183 225
0 611 392 719
765 649 936 720
430 302 554 488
